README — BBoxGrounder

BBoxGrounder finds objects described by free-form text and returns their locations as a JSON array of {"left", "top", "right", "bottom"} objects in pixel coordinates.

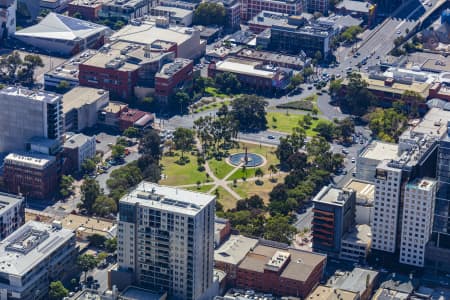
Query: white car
[
  {"left": 351, "top": 157, "right": 355, "bottom": 163},
  {"left": 396, "top": 30, "right": 401, "bottom": 34}
]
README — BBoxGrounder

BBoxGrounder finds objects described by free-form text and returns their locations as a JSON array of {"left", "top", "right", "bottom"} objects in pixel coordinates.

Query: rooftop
[
  {"left": 401, "top": 107, "right": 450, "bottom": 139},
  {"left": 63, "top": 87, "right": 108, "bottom": 114},
  {"left": 64, "top": 133, "right": 95, "bottom": 149},
  {"left": 156, "top": 58, "right": 192, "bottom": 79},
  {"left": 15, "top": 13, "right": 107, "bottom": 41},
  {"left": 152, "top": 5, "right": 193, "bottom": 19},
  {"left": 421, "top": 57, "right": 450, "bottom": 73},
  {"left": 4, "top": 152, "right": 56, "bottom": 170},
  {"left": 313, "top": 185, "right": 353, "bottom": 206},
  {"left": 234, "top": 48, "right": 307, "bottom": 67},
  {"left": 69, "top": 0, "right": 106, "bottom": 7},
  {"left": 46, "top": 50, "right": 95, "bottom": 81},
  {"left": 343, "top": 179, "right": 375, "bottom": 204},
  {"left": 120, "top": 286, "right": 166, "bottom": 300},
  {"left": 373, "top": 288, "right": 410, "bottom": 300},
  {"left": 327, "top": 267, "right": 378, "bottom": 294},
  {"left": 0, "top": 193, "right": 24, "bottom": 213},
  {"left": 0, "top": 86, "right": 61, "bottom": 104},
  {"left": 238, "top": 245, "right": 326, "bottom": 282},
  {"left": 215, "top": 58, "right": 279, "bottom": 79},
  {"left": 360, "top": 73, "right": 431, "bottom": 97},
  {"left": 360, "top": 140, "right": 399, "bottom": 161},
  {"left": 336, "top": 0, "right": 373, "bottom": 13},
  {"left": 307, "top": 286, "right": 359, "bottom": 300},
  {"left": 102, "top": 101, "right": 128, "bottom": 114},
  {"left": 249, "top": 11, "right": 290, "bottom": 28},
  {"left": 120, "top": 182, "right": 215, "bottom": 216},
  {"left": 60, "top": 214, "right": 115, "bottom": 238},
  {"left": 342, "top": 224, "right": 372, "bottom": 245},
  {"left": 406, "top": 178, "right": 437, "bottom": 192},
  {"left": 214, "top": 235, "right": 258, "bottom": 265},
  {"left": 0, "top": 221, "right": 74, "bottom": 276}
]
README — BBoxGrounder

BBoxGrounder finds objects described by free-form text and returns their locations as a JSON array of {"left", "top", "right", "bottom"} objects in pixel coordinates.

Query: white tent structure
[{"left": 14, "top": 13, "right": 108, "bottom": 56}]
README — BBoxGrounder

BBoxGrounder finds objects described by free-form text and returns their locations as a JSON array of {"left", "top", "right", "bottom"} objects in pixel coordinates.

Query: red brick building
[
  {"left": 155, "top": 58, "right": 194, "bottom": 102},
  {"left": 68, "top": 0, "right": 105, "bottom": 21},
  {"left": 3, "top": 153, "right": 58, "bottom": 200},
  {"left": 119, "top": 108, "right": 154, "bottom": 131},
  {"left": 235, "top": 245, "right": 326, "bottom": 298}
]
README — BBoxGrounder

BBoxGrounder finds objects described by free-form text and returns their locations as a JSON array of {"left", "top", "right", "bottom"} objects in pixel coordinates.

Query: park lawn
[
  {"left": 215, "top": 186, "right": 238, "bottom": 211},
  {"left": 207, "top": 157, "right": 236, "bottom": 179},
  {"left": 184, "top": 183, "right": 215, "bottom": 193},
  {"left": 228, "top": 142, "right": 279, "bottom": 176},
  {"left": 159, "top": 151, "right": 208, "bottom": 186},
  {"left": 266, "top": 112, "right": 330, "bottom": 136},
  {"left": 205, "top": 87, "right": 229, "bottom": 98},
  {"left": 230, "top": 174, "right": 286, "bottom": 204}
]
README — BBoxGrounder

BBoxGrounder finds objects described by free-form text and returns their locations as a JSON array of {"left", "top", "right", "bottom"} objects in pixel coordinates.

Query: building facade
[
  {"left": 0, "top": 193, "right": 25, "bottom": 240},
  {"left": 155, "top": 58, "right": 193, "bottom": 102},
  {"left": 116, "top": 182, "right": 215, "bottom": 300},
  {"left": 0, "top": 0, "right": 16, "bottom": 41},
  {"left": 63, "top": 133, "right": 96, "bottom": 172},
  {"left": 0, "top": 221, "right": 76, "bottom": 300},
  {"left": 99, "top": 0, "right": 151, "bottom": 20},
  {"left": 0, "top": 87, "right": 63, "bottom": 153},
  {"left": 240, "top": 0, "right": 303, "bottom": 21}
]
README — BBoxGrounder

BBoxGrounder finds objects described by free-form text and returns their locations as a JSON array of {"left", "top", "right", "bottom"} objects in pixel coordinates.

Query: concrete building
[
  {"left": 67, "top": 0, "right": 106, "bottom": 20},
  {"left": 0, "top": 221, "right": 76, "bottom": 300},
  {"left": 150, "top": 6, "right": 193, "bottom": 26},
  {"left": 3, "top": 152, "right": 59, "bottom": 200},
  {"left": 0, "top": 87, "right": 63, "bottom": 153},
  {"left": 114, "top": 182, "right": 215, "bottom": 300},
  {"left": 154, "top": 58, "right": 193, "bottom": 102},
  {"left": 110, "top": 18, "right": 205, "bottom": 60},
  {"left": 340, "top": 224, "right": 371, "bottom": 263},
  {"left": 14, "top": 13, "right": 107, "bottom": 56},
  {"left": 214, "top": 235, "right": 258, "bottom": 287},
  {"left": 335, "top": 0, "right": 376, "bottom": 26},
  {"left": 99, "top": 0, "right": 151, "bottom": 21},
  {"left": 63, "top": 87, "right": 109, "bottom": 132},
  {"left": 232, "top": 48, "right": 310, "bottom": 70},
  {"left": 208, "top": 58, "right": 292, "bottom": 93},
  {"left": 214, "top": 217, "right": 231, "bottom": 247},
  {"left": 307, "top": 285, "right": 359, "bottom": 300},
  {"left": 98, "top": 101, "right": 129, "bottom": 128},
  {"left": 399, "top": 178, "right": 437, "bottom": 267},
  {"left": 240, "top": 0, "right": 304, "bottom": 21},
  {"left": 0, "top": 0, "right": 16, "bottom": 40},
  {"left": 307, "top": 0, "right": 328, "bottom": 14},
  {"left": 344, "top": 179, "right": 375, "bottom": 225},
  {"left": 63, "top": 133, "right": 96, "bottom": 172},
  {"left": 326, "top": 268, "right": 379, "bottom": 300},
  {"left": 0, "top": 193, "right": 25, "bottom": 240},
  {"left": 357, "top": 141, "right": 399, "bottom": 183},
  {"left": 235, "top": 244, "right": 326, "bottom": 298},
  {"left": 312, "top": 186, "right": 356, "bottom": 255},
  {"left": 40, "top": 0, "right": 72, "bottom": 12}
]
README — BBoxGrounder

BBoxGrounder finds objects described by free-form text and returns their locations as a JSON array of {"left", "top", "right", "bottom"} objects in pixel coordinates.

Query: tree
[
  {"left": 368, "top": 108, "right": 407, "bottom": 142},
  {"left": 215, "top": 72, "right": 241, "bottom": 94},
  {"left": 255, "top": 168, "right": 264, "bottom": 184},
  {"left": 92, "top": 195, "right": 117, "bottom": 217},
  {"left": 105, "top": 237, "right": 117, "bottom": 253},
  {"left": 173, "top": 128, "right": 195, "bottom": 159},
  {"left": 231, "top": 95, "right": 268, "bottom": 132},
  {"left": 314, "top": 121, "right": 335, "bottom": 141},
  {"left": 287, "top": 73, "right": 304, "bottom": 90},
  {"left": 111, "top": 144, "right": 125, "bottom": 161},
  {"left": 264, "top": 215, "right": 297, "bottom": 244},
  {"left": 80, "top": 178, "right": 101, "bottom": 213},
  {"left": 329, "top": 79, "right": 343, "bottom": 96},
  {"left": 123, "top": 127, "right": 140, "bottom": 138},
  {"left": 139, "top": 129, "right": 161, "bottom": 159},
  {"left": 77, "top": 254, "right": 98, "bottom": 283},
  {"left": 314, "top": 50, "right": 323, "bottom": 62},
  {"left": 59, "top": 175, "right": 74, "bottom": 198},
  {"left": 401, "top": 90, "right": 425, "bottom": 117},
  {"left": 81, "top": 158, "right": 96, "bottom": 175},
  {"left": 335, "top": 117, "right": 355, "bottom": 142},
  {"left": 193, "top": 2, "right": 226, "bottom": 26},
  {"left": 87, "top": 234, "right": 107, "bottom": 248},
  {"left": 169, "top": 91, "right": 191, "bottom": 114},
  {"left": 48, "top": 281, "right": 68, "bottom": 300},
  {"left": 56, "top": 80, "right": 70, "bottom": 92},
  {"left": 303, "top": 67, "right": 314, "bottom": 79},
  {"left": 343, "top": 73, "right": 375, "bottom": 116},
  {"left": 268, "top": 164, "right": 278, "bottom": 179},
  {"left": 113, "top": 20, "right": 125, "bottom": 30},
  {"left": 72, "top": 12, "right": 83, "bottom": 19}
]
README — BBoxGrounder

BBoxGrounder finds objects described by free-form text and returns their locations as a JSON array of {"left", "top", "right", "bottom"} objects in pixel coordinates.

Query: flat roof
[
  {"left": 4, "top": 152, "right": 56, "bottom": 170},
  {"left": 0, "top": 193, "right": 23, "bottom": 213},
  {"left": 336, "top": 0, "right": 373, "bottom": 13},
  {"left": 235, "top": 48, "right": 306, "bottom": 66},
  {"left": 152, "top": 5, "right": 193, "bottom": 18},
  {"left": 60, "top": 214, "right": 115, "bottom": 238},
  {"left": 344, "top": 179, "right": 375, "bottom": 203},
  {"left": 360, "top": 73, "right": 431, "bottom": 97},
  {"left": 214, "top": 235, "right": 259, "bottom": 265},
  {"left": 307, "top": 286, "right": 359, "bottom": 300},
  {"left": 313, "top": 186, "right": 352, "bottom": 206},
  {"left": 404, "top": 107, "right": 450, "bottom": 138},
  {"left": 120, "top": 286, "right": 166, "bottom": 300},
  {"left": 342, "top": 224, "right": 371, "bottom": 245},
  {"left": 421, "top": 58, "right": 450, "bottom": 73},
  {"left": 238, "top": 245, "right": 326, "bottom": 282},
  {"left": 82, "top": 41, "right": 144, "bottom": 71},
  {"left": 46, "top": 50, "right": 95, "bottom": 81},
  {"left": 69, "top": 0, "right": 106, "bottom": 8},
  {"left": 63, "top": 133, "right": 94, "bottom": 149},
  {"left": 215, "top": 58, "right": 277, "bottom": 79},
  {"left": 120, "top": 182, "right": 215, "bottom": 216},
  {"left": 406, "top": 178, "right": 436, "bottom": 192},
  {"left": 373, "top": 288, "right": 410, "bottom": 300},
  {"left": 63, "top": 87, "right": 108, "bottom": 114},
  {"left": 360, "top": 140, "right": 399, "bottom": 161},
  {"left": 103, "top": 101, "right": 128, "bottom": 114},
  {"left": 328, "top": 267, "right": 379, "bottom": 294},
  {"left": 156, "top": 58, "right": 191, "bottom": 79},
  {"left": 0, "top": 86, "right": 61, "bottom": 104},
  {"left": 0, "top": 221, "right": 74, "bottom": 276}
]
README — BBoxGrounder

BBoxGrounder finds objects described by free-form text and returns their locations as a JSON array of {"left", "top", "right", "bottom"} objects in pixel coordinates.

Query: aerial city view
[{"left": 0, "top": 0, "right": 449, "bottom": 299}]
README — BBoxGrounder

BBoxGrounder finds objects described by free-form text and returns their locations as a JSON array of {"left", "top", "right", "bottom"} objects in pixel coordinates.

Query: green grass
[
  {"left": 214, "top": 186, "right": 238, "bottom": 211},
  {"left": 160, "top": 151, "right": 209, "bottom": 186},
  {"left": 184, "top": 183, "right": 215, "bottom": 193},
  {"left": 230, "top": 175, "right": 284, "bottom": 204},
  {"left": 208, "top": 157, "right": 236, "bottom": 179},
  {"left": 205, "top": 87, "right": 229, "bottom": 98},
  {"left": 193, "top": 100, "right": 230, "bottom": 113},
  {"left": 266, "top": 112, "right": 330, "bottom": 136}
]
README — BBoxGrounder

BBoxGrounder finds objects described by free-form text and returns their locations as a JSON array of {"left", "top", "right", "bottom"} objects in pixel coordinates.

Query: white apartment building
[
  {"left": 117, "top": 182, "right": 215, "bottom": 300},
  {"left": 0, "top": 0, "right": 16, "bottom": 39},
  {"left": 400, "top": 178, "right": 437, "bottom": 267},
  {"left": 372, "top": 160, "right": 402, "bottom": 253},
  {"left": 0, "top": 86, "right": 63, "bottom": 153},
  {"left": 0, "top": 193, "right": 25, "bottom": 240},
  {"left": 63, "top": 133, "right": 96, "bottom": 171},
  {"left": 0, "top": 221, "right": 76, "bottom": 300}
]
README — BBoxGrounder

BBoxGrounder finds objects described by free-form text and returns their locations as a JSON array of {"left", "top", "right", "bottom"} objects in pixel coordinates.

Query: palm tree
[
  {"left": 255, "top": 168, "right": 264, "bottom": 184},
  {"left": 268, "top": 164, "right": 277, "bottom": 180}
]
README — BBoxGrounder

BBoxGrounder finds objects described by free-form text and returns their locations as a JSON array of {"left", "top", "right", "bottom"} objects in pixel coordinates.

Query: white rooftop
[
  {"left": 4, "top": 152, "right": 56, "bottom": 170},
  {"left": 215, "top": 59, "right": 277, "bottom": 79},
  {"left": 63, "top": 87, "right": 108, "bottom": 114},
  {"left": 15, "top": 13, "right": 107, "bottom": 41},
  {"left": 63, "top": 133, "right": 94, "bottom": 149},
  {"left": 214, "top": 235, "right": 258, "bottom": 265},
  {"left": 0, "top": 193, "right": 24, "bottom": 213},
  {"left": 360, "top": 140, "right": 399, "bottom": 161},
  {"left": 0, "top": 86, "right": 61, "bottom": 104},
  {"left": 0, "top": 221, "right": 74, "bottom": 276},
  {"left": 120, "top": 182, "right": 215, "bottom": 216},
  {"left": 402, "top": 107, "right": 450, "bottom": 139}
]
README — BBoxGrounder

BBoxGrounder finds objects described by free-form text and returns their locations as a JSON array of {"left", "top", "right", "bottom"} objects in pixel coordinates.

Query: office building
[
  {"left": 150, "top": 6, "right": 193, "bottom": 26},
  {"left": 63, "top": 133, "right": 96, "bottom": 172},
  {"left": 0, "top": 193, "right": 25, "bottom": 240},
  {"left": 312, "top": 186, "right": 356, "bottom": 255},
  {"left": 399, "top": 178, "right": 436, "bottom": 267},
  {"left": 155, "top": 58, "right": 193, "bottom": 102},
  {"left": 344, "top": 179, "right": 375, "bottom": 225},
  {"left": 208, "top": 58, "right": 292, "bottom": 93},
  {"left": 340, "top": 224, "right": 371, "bottom": 263},
  {"left": 326, "top": 267, "right": 379, "bottom": 300},
  {"left": 115, "top": 182, "right": 215, "bottom": 300},
  {"left": 0, "top": 0, "right": 16, "bottom": 40},
  {"left": 14, "top": 13, "right": 107, "bottom": 56},
  {"left": 235, "top": 244, "right": 326, "bottom": 298},
  {"left": 232, "top": 48, "right": 310, "bottom": 70},
  {"left": 0, "top": 221, "right": 76, "bottom": 300},
  {"left": 240, "top": 0, "right": 303, "bottom": 21},
  {"left": 357, "top": 141, "right": 399, "bottom": 183},
  {"left": 335, "top": 0, "right": 376, "bottom": 26},
  {"left": 3, "top": 152, "right": 59, "bottom": 200},
  {"left": 307, "top": 0, "right": 328, "bottom": 14},
  {"left": 63, "top": 87, "right": 109, "bottom": 132},
  {"left": 0, "top": 87, "right": 63, "bottom": 153},
  {"left": 67, "top": 0, "right": 106, "bottom": 21},
  {"left": 99, "top": 0, "right": 151, "bottom": 21}
]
